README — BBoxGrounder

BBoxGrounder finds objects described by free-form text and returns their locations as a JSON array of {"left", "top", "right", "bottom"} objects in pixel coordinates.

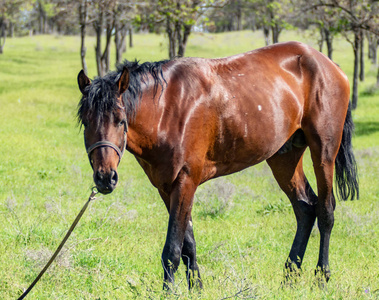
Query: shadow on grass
[{"left": 354, "top": 121, "right": 379, "bottom": 137}]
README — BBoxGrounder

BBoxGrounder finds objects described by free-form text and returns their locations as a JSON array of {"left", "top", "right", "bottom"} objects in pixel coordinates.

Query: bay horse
[{"left": 77, "top": 41, "right": 358, "bottom": 289}]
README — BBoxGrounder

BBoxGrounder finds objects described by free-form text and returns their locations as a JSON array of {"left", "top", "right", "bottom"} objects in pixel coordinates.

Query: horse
[{"left": 77, "top": 41, "right": 359, "bottom": 290}]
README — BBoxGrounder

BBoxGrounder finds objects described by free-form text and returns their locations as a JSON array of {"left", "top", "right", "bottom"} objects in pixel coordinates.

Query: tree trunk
[
  {"left": 324, "top": 28, "right": 333, "bottom": 60},
  {"left": 115, "top": 23, "right": 127, "bottom": 64},
  {"left": 114, "top": 13, "right": 121, "bottom": 64},
  {"left": 38, "top": 1, "right": 45, "bottom": 34},
  {"left": 236, "top": 5, "right": 242, "bottom": 31},
  {"left": 94, "top": 11, "right": 104, "bottom": 76},
  {"left": 101, "top": 21, "right": 113, "bottom": 74},
  {"left": 115, "top": 26, "right": 122, "bottom": 64},
  {"left": 167, "top": 17, "right": 176, "bottom": 59},
  {"left": 359, "top": 30, "right": 364, "bottom": 82},
  {"left": 372, "top": 39, "right": 378, "bottom": 66},
  {"left": 129, "top": 26, "right": 133, "bottom": 48},
  {"left": 271, "top": 23, "right": 280, "bottom": 44},
  {"left": 79, "top": 0, "right": 88, "bottom": 75},
  {"left": 318, "top": 26, "right": 324, "bottom": 53},
  {"left": 9, "top": 22, "right": 14, "bottom": 38},
  {"left": 367, "top": 33, "right": 377, "bottom": 65},
  {"left": 376, "top": 65, "right": 379, "bottom": 87},
  {"left": 0, "top": 19, "right": 6, "bottom": 54},
  {"left": 176, "top": 20, "right": 184, "bottom": 57},
  {"left": 179, "top": 24, "right": 192, "bottom": 57},
  {"left": 263, "top": 26, "right": 270, "bottom": 46},
  {"left": 352, "top": 32, "right": 359, "bottom": 110},
  {"left": 44, "top": 15, "right": 48, "bottom": 34}
]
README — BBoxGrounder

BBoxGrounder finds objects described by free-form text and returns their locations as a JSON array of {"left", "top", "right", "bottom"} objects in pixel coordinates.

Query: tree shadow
[{"left": 354, "top": 121, "right": 379, "bottom": 137}]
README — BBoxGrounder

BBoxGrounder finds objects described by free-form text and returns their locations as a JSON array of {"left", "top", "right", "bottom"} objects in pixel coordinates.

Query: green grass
[{"left": 0, "top": 30, "right": 378, "bottom": 299}]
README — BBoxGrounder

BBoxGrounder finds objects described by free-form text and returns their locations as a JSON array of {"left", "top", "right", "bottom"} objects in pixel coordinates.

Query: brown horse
[{"left": 77, "top": 41, "right": 358, "bottom": 289}]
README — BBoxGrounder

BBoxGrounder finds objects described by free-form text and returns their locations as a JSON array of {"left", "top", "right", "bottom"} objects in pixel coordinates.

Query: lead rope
[{"left": 17, "top": 188, "right": 98, "bottom": 300}]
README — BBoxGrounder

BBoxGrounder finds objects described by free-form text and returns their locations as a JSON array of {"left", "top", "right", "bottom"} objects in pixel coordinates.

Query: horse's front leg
[
  {"left": 161, "top": 169, "right": 198, "bottom": 291},
  {"left": 182, "top": 216, "right": 202, "bottom": 289}
]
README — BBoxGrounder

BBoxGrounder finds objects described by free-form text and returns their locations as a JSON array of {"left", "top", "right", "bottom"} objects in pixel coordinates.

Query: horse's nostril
[
  {"left": 95, "top": 171, "right": 104, "bottom": 182},
  {"left": 110, "top": 170, "right": 118, "bottom": 185}
]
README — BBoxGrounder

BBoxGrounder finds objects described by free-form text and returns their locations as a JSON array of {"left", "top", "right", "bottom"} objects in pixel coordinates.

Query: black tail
[{"left": 335, "top": 103, "right": 359, "bottom": 200}]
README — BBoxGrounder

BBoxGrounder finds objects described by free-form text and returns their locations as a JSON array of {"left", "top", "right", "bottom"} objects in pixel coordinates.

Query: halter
[{"left": 85, "top": 123, "right": 128, "bottom": 166}]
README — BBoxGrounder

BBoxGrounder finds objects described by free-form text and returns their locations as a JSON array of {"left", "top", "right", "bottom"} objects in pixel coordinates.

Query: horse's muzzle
[{"left": 94, "top": 169, "right": 118, "bottom": 194}]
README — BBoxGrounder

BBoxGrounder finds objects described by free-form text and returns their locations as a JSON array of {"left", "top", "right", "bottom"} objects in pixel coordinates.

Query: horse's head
[{"left": 77, "top": 68, "right": 129, "bottom": 194}]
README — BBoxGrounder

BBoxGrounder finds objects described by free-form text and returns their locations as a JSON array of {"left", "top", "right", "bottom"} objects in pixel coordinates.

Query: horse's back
[{"left": 157, "top": 42, "right": 350, "bottom": 183}]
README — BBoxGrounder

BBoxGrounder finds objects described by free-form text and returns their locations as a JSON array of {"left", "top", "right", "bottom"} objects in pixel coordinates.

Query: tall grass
[{"left": 0, "top": 31, "right": 378, "bottom": 299}]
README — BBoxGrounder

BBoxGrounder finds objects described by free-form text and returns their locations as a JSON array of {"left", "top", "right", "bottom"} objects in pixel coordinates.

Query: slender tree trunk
[
  {"left": 44, "top": 16, "right": 48, "bottom": 34},
  {"left": 167, "top": 17, "right": 176, "bottom": 59},
  {"left": 324, "top": 28, "right": 333, "bottom": 60},
  {"left": 352, "top": 32, "right": 359, "bottom": 109},
  {"left": 263, "top": 26, "right": 270, "bottom": 46},
  {"left": 94, "top": 11, "right": 104, "bottom": 76},
  {"left": 359, "top": 30, "right": 364, "bottom": 82},
  {"left": 115, "top": 23, "right": 127, "bottom": 64},
  {"left": 0, "top": 18, "right": 6, "bottom": 54},
  {"left": 79, "top": 0, "right": 88, "bottom": 75},
  {"left": 129, "top": 26, "right": 133, "bottom": 48},
  {"left": 179, "top": 24, "right": 192, "bottom": 57},
  {"left": 38, "top": 1, "right": 45, "bottom": 34},
  {"left": 114, "top": 13, "right": 121, "bottom": 64},
  {"left": 101, "top": 21, "right": 113, "bottom": 74},
  {"left": 80, "top": 26, "right": 88, "bottom": 75},
  {"left": 372, "top": 39, "right": 378, "bottom": 66},
  {"left": 271, "top": 23, "right": 280, "bottom": 44},
  {"left": 318, "top": 26, "right": 324, "bottom": 53},
  {"left": 367, "top": 32, "right": 373, "bottom": 59},
  {"left": 236, "top": 5, "right": 242, "bottom": 31},
  {"left": 176, "top": 20, "right": 184, "bottom": 57},
  {"left": 115, "top": 25, "right": 122, "bottom": 64},
  {"left": 367, "top": 32, "right": 378, "bottom": 64},
  {"left": 376, "top": 65, "right": 379, "bottom": 87},
  {"left": 9, "top": 22, "right": 14, "bottom": 38}
]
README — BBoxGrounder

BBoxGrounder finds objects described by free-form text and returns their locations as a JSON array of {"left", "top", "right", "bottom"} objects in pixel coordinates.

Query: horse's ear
[
  {"left": 77, "top": 70, "right": 91, "bottom": 94},
  {"left": 118, "top": 67, "right": 130, "bottom": 95}
]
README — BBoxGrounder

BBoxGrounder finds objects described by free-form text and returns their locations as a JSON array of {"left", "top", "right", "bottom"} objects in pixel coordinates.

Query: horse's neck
[{"left": 126, "top": 82, "right": 163, "bottom": 158}]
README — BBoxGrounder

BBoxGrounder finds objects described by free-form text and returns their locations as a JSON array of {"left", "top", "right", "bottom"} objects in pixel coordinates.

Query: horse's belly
[{"left": 205, "top": 132, "right": 281, "bottom": 180}]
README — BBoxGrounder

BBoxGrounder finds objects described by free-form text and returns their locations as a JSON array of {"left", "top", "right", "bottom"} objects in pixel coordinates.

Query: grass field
[{"left": 0, "top": 30, "right": 378, "bottom": 299}]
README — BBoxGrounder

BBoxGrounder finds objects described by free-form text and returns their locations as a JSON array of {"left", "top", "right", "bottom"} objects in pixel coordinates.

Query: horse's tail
[{"left": 335, "top": 102, "right": 359, "bottom": 200}]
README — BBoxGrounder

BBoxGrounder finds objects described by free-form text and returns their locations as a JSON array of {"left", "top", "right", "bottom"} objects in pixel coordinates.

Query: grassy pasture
[{"left": 0, "top": 30, "right": 378, "bottom": 299}]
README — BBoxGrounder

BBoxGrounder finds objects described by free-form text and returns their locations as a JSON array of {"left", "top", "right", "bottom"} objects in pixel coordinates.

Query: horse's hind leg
[
  {"left": 267, "top": 146, "right": 318, "bottom": 276},
  {"left": 306, "top": 127, "right": 341, "bottom": 282}
]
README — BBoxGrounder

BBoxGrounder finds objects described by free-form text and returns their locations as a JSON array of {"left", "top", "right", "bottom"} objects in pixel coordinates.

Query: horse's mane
[{"left": 77, "top": 59, "right": 169, "bottom": 126}]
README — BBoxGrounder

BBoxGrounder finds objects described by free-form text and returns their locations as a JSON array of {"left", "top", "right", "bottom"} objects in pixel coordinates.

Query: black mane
[{"left": 77, "top": 59, "right": 169, "bottom": 126}]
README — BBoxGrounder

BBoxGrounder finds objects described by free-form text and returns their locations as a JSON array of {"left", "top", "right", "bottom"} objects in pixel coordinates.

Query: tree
[
  {"left": 239, "top": 0, "right": 295, "bottom": 45},
  {"left": 113, "top": 1, "right": 135, "bottom": 64},
  {"left": 206, "top": 0, "right": 245, "bottom": 32},
  {"left": 91, "top": 0, "right": 116, "bottom": 76},
  {"left": 309, "top": 0, "right": 379, "bottom": 109},
  {"left": 304, "top": 5, "right": 340, "bottom": 59},
  {"left": 157, "top": 0, "right": 200, "bottom": 59},
  {"left": 0, "top": 0, "right": 28, "bottom": 54},
  {"left": 157, "top": 0, "right": 228, "bottom": 59}
]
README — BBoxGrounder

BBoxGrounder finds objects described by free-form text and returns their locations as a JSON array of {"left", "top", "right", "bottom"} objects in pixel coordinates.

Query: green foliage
[{"left": 0, "top": 31, "right": 378, "bottom": 299}]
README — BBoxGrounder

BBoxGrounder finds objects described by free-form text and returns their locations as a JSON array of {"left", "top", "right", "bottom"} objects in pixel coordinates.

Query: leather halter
[{"left": 85, "top": 124, "right": 128, "bottom": 166}]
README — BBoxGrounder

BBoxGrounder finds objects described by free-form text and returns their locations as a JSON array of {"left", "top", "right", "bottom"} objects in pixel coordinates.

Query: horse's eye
[{"left": 118, "top": 120, "right": 126, "bottom": 127}]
